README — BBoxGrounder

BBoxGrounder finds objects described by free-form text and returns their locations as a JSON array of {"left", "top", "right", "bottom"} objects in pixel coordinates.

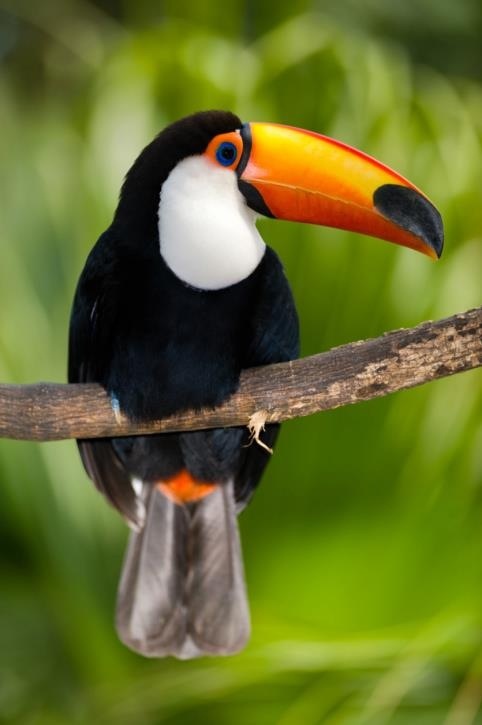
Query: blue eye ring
[{"left": 216, "top": 141, "right": 238, "bottom": 167}]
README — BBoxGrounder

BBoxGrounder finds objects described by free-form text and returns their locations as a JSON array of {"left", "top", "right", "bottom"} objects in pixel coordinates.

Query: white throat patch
[{"left": 158, "top": 156, "right": 266, "bottom": 290}]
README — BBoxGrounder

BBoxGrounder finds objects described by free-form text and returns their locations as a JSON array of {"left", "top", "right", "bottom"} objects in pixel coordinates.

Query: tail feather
[
  {"left": 189, "top": 483, "right": 250, "bottom": 654},
  {"left": 115, "top": 480, "right": 250, "bottom": 658},
  {"left": 116, "top": 486, "right": 188, "bottom": 655}
]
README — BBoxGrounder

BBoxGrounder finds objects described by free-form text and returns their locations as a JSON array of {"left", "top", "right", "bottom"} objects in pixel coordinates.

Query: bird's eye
[{"left": 215, "top": 141, "right": 238, "bottom": 167}]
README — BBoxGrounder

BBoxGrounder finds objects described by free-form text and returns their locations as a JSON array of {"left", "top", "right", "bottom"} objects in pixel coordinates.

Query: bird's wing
[
  {"left": 244, "top": 247, "right": 300, "bottom": 368},
  {"left": 69, "top": 230, "right": 115, "bottom": 384},
  {"left": 68, "top": 230, "right": 142, "bottom": 528},
  {"left": 234, "top": 246, "right": 300, "bottom": 508}
]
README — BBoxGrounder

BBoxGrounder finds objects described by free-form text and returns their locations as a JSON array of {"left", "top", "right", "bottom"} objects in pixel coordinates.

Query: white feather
[
  {"left": 158, "top": 156, "right": 266, "bottom": 290},
  {"left": 131, "top": 477, "right": 144, "bottom": 497},
  {"left": 129, "top": 477, "right": 146, "bottom": 530}
]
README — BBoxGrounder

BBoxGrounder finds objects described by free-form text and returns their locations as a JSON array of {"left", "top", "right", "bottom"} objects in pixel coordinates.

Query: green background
[{"left": 0, "top": 1, "right": 481, "bottom": 722}]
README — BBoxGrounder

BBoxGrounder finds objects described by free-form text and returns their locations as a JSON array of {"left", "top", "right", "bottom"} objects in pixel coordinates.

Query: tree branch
[{"left": 0, "top": 307, "right": 480, "bottom": 442}]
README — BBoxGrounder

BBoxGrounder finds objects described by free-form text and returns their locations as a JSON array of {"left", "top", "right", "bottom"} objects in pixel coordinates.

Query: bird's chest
[{"left": 108, "top": 259, "right": 260, "bottom": 420}]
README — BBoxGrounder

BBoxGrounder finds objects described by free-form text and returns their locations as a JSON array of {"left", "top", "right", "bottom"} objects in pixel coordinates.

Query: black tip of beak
[{"left": 374, "top": 184, "right": 444, "bottom": 258}]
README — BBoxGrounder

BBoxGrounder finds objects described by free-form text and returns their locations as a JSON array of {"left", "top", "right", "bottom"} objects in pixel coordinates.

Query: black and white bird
[{"left": 69, "top": 111, "right": 443, "bottom": 658}]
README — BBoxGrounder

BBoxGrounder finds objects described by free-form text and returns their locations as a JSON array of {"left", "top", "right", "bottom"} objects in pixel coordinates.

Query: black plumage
[
  {"left": 68, "top": 108, "right": 444, "bottom": 657},
  {"left": 70, "top": 238, "right": 299, "bottom": 510},
  {"left": 69, "top": 111, "right": 299, "bottom": 657}
]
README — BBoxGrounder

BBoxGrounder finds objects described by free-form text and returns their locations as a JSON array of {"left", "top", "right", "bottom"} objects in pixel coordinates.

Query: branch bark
[{"left": 0, "top": 307, "right": 480, "bottom": 442}]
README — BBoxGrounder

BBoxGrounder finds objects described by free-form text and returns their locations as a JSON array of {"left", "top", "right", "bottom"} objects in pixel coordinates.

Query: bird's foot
[{"left": 247, "top": 410, "right": 273, "bottom": 454}]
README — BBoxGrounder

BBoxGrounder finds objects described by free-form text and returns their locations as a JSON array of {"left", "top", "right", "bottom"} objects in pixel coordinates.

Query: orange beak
[{"left": 236, "top": 123, "right": 443, "bottom": 259}]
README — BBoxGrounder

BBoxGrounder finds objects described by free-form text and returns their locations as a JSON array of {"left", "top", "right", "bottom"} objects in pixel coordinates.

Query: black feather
[
  {"left": 68, "top": 111, "right": 300, "bottom": 656},
  {"left": 116, "top": 110, "right": 242, "bottom": 241}
]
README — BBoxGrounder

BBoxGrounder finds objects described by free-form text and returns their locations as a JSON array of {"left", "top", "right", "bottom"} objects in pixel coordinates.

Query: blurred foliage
[{"left": 0, "top": 1, "right": 481, "bottom": 723}]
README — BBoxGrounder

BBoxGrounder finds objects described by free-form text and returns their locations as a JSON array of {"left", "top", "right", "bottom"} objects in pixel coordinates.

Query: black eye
[{"left": 216, "top": 141, "right": 238, "bottom": 167}]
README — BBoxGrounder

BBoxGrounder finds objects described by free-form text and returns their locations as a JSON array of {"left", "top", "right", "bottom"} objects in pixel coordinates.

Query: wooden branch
[{"left": 0, "top": 307, "right": 480, "bottom": 442}]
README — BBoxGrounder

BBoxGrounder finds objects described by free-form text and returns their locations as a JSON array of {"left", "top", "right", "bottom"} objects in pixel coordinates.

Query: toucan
[{"left": 69, "top": 110, "right": 443, "bottom": 659}]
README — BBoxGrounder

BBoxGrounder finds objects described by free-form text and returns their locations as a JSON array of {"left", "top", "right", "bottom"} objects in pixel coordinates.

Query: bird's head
[{"left": 115, "top": 110, "right": 443, "bottom": 290}]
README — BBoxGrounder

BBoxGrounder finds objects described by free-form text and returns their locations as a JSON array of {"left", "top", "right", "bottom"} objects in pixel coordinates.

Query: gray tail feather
[{"left": 115, "top": 480, "right": 250, "bottom": 659}]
